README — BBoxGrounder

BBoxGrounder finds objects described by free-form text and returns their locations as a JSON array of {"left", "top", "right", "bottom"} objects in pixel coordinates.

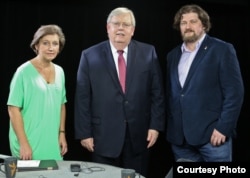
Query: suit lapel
[
  {"left": 183, "top": 36, "right": 210, "bottom": 89},
  {"left": 125, "top": 41, "right": 137, "bottom": 94},
  {"left": 102, "top": 42, "right": 123, "bottom": 92},
  {"left": 173, "top": 48, "right": 183, "bottom": 88}
]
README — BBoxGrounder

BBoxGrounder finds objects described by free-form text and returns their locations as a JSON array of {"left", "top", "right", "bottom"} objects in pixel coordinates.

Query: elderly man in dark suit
[
  {"left": 166, "top": 4, "right": 244, "bottom": 162},
  {"left": 74, "top": 7, "right": 165, "bottom": 177}
]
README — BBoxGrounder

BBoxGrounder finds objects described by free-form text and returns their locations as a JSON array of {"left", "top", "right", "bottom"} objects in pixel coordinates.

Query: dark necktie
[{"left": 117, "top": 50, "right": 126, "bottom": 93}]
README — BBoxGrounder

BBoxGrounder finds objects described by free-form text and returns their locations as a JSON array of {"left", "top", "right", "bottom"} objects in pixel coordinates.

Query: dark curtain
[{"left": 1, "top": 1, "right": 249, "bottom": 177}]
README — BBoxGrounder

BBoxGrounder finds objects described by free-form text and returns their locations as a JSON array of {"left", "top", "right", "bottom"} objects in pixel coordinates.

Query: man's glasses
[{"left": 110, "top": 22, "right": 133, "bottom": 28}]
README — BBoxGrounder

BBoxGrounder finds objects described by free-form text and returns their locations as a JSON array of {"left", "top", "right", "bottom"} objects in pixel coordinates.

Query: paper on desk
[
  {"left": 0, "top": 154, "right": 12, "bottom": 159},
  {"left": 17, "top": 160, "right": 40, "bottom": 167}
]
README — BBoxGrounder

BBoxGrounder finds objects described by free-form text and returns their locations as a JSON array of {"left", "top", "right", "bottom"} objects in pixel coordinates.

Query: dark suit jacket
[
  {"left": 166, "top": 35, "right": 244, "bottom": 146},
  {"left": 75, "top": 40, "right": 165, "bottom": 157}
]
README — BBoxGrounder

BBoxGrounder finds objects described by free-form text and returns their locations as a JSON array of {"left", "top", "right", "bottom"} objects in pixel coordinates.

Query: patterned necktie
[{"left": 117, "top": 50, "right": 126, "bottom": 93}]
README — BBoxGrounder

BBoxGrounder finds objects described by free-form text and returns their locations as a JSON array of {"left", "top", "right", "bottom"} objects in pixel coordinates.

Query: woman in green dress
[{"left": 7, "top": 24, "right": 68, "bottom": 160}]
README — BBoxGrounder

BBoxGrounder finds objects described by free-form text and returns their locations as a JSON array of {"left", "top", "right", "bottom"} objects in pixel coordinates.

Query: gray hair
[{"left": 107, "top": 7, "right": 136, "bottom": 26}]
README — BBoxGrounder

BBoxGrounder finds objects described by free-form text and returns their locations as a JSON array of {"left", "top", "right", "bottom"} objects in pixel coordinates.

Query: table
[{"left": 13, "top": 160, "right": 145, "bottom": 178}]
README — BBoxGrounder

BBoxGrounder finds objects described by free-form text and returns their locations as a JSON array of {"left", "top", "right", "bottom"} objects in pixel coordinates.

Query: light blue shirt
[{"left": 178, "top": 34, "right": 206, "bottom": 87}]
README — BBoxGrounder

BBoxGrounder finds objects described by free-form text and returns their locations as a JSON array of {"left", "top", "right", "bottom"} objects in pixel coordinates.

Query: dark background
[{"left": 1, "top": 0, "right": 249, "bottom": 177}]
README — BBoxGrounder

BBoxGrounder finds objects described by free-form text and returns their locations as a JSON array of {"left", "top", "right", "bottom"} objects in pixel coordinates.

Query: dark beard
[
  {"left": 181, "top": 30, "right": 202, "bottom": 43},
  {"left": 182, "top": 34, "right": 199, "bottom": 43}
]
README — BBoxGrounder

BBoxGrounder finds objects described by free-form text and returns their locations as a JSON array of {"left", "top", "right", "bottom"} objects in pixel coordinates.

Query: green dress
[{"left": 7, "top": 61, "right": 67, "bottom": 160}]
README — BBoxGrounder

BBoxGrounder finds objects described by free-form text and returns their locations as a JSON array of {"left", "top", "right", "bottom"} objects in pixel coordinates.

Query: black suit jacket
[{"left": 75, "top": 40, "right": 165, "bottom": 157}]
